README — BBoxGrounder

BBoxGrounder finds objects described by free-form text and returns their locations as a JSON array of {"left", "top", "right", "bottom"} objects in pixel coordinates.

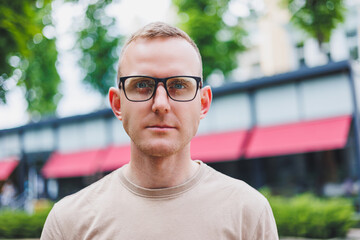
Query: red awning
[
  {"left": 191, "top": 130, "right": 248, "bottom": 162},
  {"left": 42, "top": 149, "right": 105, "bottom": 178},
  {"left": 245, "top": 115, "right": 352, "bottom": 158},
  {"left": 100, "top": 145, "right": 131, "bottom": 172},
  {"left": 0, "top": 157, "right": 19, "bottom": 181}
]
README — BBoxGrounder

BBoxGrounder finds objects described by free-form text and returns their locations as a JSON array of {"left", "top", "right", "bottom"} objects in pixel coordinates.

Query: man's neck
[{"left": 124, "top": 145, "right": 199, "bottom": 189}]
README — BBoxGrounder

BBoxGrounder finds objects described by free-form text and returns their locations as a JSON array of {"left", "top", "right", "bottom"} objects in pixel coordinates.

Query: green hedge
[
  {"left": 0, "top": 207, "right": 51, "bottom": 238},
  {"left": 263, "top": 190, "right": 356, "bottom": 238}
]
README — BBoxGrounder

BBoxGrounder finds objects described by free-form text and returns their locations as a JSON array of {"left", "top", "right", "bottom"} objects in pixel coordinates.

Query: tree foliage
[
  {"left": 0, "top": 0, "right": 60, "bottom": 117},
  {"left": 283, "top": 0, "right": 346, "bottom": 48},
  {"left": 173, "top": 0, "right": 247, "bottom": 81},
  {"left": 76, "top": 0, "right": 123, "bottom": 96}
]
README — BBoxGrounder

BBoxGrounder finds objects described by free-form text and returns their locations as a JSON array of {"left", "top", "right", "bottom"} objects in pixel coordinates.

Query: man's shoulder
[
  {"left": 41, "top": 169, "right": 126, "bottom": 238},
  {"left": 203, "top": 164, "right": 270, "bottom": 209},
  {"left": 201, "top": 164, "right": 278, "bottom": 239},
  {"left": 52, "top": 169, "right": 120, "bottom": 217}
]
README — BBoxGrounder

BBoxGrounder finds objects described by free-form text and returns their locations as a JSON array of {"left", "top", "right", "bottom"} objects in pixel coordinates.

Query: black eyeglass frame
[{"left": 118, "top": 75, "right": 203, "bottom": 102}]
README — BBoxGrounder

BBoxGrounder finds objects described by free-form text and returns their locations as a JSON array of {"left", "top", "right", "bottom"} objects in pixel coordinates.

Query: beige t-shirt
[{"left": 41, "top": 161, "right": 278, "bottom": 240}]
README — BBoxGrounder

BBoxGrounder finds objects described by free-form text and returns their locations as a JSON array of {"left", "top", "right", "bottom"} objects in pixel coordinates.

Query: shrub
[
  {"left": 0, "top": 202, "right": 52, "bottom": 238},
  {"left": 262, "top": 190, "right": 356, "bottom": 238}
]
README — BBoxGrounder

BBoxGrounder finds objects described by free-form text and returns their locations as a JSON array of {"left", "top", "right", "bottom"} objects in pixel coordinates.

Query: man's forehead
[
  {"left": 124, "top": 37, "right": 194, "bottom": 54},
  {"left": 122, "top": 37, "right": 200, "bottom": 65},
  {"left": 118, "top": 36, "right": 202, "bottom": 79}
]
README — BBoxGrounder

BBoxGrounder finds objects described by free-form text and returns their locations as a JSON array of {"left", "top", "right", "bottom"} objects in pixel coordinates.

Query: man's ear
[
  {"left": 200, "top": 86, "right": 212, "bottom": 120},
  {"left": 109, "top": 87, "right": 122, "bottom": 121}
]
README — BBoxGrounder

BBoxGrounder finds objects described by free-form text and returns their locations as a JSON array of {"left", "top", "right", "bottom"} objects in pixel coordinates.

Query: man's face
[{"left": 113, "top": 37, "right": 210, "bottom": 157}]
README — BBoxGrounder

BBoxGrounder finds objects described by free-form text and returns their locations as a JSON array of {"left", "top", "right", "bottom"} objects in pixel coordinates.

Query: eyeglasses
[{"left": 118, "top": 75, "right": 202, "bottom": 102}]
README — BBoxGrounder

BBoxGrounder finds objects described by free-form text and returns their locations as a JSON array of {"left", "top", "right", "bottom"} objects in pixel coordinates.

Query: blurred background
[{"left": 1, "top": 0, "right": 360, "bottom": 237}]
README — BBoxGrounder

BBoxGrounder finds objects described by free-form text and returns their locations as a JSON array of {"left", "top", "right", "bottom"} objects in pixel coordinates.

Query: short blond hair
[{"left": 117, "top": 22, "right": 202, "bottom": 83}]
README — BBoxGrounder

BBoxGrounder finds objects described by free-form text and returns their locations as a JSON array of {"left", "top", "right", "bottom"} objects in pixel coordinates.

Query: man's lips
[{"left": 146, "top": 125, "right": 176, "bottom": 129}]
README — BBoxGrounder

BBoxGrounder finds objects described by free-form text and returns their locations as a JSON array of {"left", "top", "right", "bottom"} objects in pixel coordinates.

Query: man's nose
[{"left": 151, "top": 84, "right": 171, "bottom": 113}]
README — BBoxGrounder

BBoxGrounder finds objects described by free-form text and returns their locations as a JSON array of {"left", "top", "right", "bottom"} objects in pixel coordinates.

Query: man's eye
[
  {"left": 136, "top": 81, "right": 150, "bottom": 88},
  {"left": 169, "top": 81, "right": 186, "bottom": 89},
  {"left": 173, "top": 83, "right": 185, "bottom": 89}
]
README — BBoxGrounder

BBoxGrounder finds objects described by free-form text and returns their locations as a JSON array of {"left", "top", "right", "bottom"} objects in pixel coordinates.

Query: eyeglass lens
[{"left": 124, "top": 76, "right": 198, "bottom": 101}]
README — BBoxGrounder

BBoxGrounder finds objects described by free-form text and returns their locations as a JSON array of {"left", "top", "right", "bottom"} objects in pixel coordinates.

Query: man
[{"left": 41, "top": 22, "right": 278, "bottom": 239}]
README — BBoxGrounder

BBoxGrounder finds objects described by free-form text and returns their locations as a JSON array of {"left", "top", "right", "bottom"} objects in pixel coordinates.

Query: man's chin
[{"left": 138, "top": 142, "right": 179, "bottom": 158}]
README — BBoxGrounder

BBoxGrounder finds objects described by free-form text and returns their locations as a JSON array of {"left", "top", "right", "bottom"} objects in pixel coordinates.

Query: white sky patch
[
  {"left": 52, "top": 0, "right": 104, "bottom": 117},
  {"left": 228, "top": 0, "right": 250, "bottom": 18},
  {"left": 106, "top": 0, "right": 173, "bottom": 35},
  {"left": 0, "top": 88, "right": 29, "bottom": 129}
]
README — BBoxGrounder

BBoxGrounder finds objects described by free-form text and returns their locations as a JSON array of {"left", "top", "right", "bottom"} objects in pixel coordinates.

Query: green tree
[
  {"left": 0, "top": 0, "right": 61, "bottom": 118},
  {"left": 173, "top": 0, "right": 247, "bottom": 81},
  {"left": 284, "top": 0, "right": 346, "bottom": 50},
  {"left": 76, "top": 0, "right": 123, "bottom": 96}
]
